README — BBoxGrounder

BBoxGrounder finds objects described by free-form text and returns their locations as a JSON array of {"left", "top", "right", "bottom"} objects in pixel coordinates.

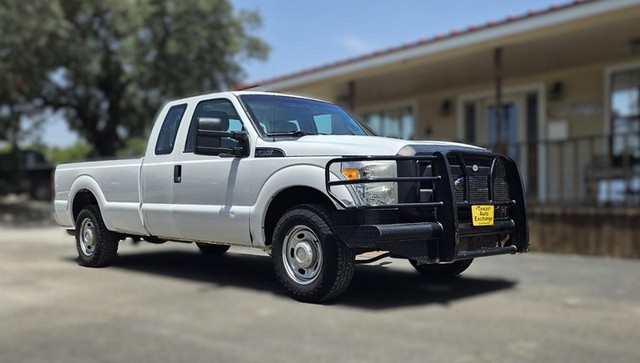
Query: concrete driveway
[{"left": 1, "top": 227, "right": 639, "bottom": 363}]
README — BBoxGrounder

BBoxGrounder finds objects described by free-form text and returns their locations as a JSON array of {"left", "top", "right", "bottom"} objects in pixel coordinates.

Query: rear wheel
[
  {"left": 272, "top": 204, "right": 355, "bottom": 303},
  {"left": 409, "top": 259, "right": 473, "bottom": 279},
  {"left": 75, "top": 205, "right": 119, "bottom": 267},
  {"left": 196, "top": 242, "right": 230, "bottom": 255}
]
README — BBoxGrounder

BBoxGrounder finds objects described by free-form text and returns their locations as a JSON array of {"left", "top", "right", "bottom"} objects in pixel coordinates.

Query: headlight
[{"left": 341, "top": 160, "right": 398, "bottom": 206}]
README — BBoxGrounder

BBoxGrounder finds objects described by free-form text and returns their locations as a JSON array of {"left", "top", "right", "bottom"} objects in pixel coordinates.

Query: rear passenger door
[{"left": 140, "top": 103, "right": 188, "bottom": 238}]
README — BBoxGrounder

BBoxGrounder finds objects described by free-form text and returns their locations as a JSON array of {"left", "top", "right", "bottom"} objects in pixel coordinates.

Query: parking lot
[{"left": 1, "top": 226, "right": 639, "bottom": 363}]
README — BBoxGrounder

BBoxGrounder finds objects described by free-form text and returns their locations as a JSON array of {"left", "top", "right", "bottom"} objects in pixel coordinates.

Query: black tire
[
  {"left": 409, "top": 259, "right": 474, "bottom": 280},
  {"left": 196, "top": 242, "right": 230, "bottom": 255},
  {"left": 75, "top": 205, "right": 120, "bottom": 267},
  {"left": 272, "top": 204, "right": 355, "bottom": 303}
]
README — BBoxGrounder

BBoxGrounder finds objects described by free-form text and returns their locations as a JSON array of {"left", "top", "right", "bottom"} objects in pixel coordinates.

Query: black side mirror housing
[{"left": 194, "top": 117, "right": 248, "bottom": 157}]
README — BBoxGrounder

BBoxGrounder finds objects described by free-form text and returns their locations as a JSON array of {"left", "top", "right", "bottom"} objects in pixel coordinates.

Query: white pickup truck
[{"left": 54, "top": 91, "right": 528, "bottom": 302}]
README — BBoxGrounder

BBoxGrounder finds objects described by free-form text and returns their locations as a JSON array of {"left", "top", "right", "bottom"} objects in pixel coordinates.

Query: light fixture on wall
[
  {"left": 548, "top": 81, "right": 564, "bottom": 101},
  {"left": 440, "top": 99, "right": 452, "bottom": 116}
]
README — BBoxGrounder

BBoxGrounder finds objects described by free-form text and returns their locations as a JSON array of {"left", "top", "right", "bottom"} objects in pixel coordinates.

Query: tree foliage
[
  {"left": 0, "top": 0, "right": 268, "bottom": 156},
  {"left": 0, "top": 1, "right": 64, "bottom": 149},
  {"left": 45, "top": 141, "right": 92, "bottom": 164}
]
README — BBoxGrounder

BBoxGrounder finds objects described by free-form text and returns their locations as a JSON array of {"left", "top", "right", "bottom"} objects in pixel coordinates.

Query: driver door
[{"left": 171, "top": 97, "right": 253, "bottom": 244}]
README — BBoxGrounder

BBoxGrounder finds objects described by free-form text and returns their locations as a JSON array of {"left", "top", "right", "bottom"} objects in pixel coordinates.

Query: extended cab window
[
  {"left": 155, "top": 104, "right": 187, "bottom": 155},
  {"left": 185, "top": 99, "right": 245, "bottom": 152}
]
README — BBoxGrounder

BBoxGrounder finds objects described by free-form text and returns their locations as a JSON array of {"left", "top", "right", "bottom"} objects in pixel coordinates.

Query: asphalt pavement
[{"left": 1, "top": 226, "right": 639, "bottom": 363}]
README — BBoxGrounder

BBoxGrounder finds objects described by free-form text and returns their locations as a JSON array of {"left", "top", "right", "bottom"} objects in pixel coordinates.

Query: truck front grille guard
[{"left": 324, "top": 151, "right": 529, "bottom": 261}]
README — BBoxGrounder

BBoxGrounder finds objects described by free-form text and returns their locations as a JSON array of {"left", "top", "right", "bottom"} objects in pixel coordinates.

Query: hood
[{"left": 256, "top": 135, "right": 487, "bottom": 157}]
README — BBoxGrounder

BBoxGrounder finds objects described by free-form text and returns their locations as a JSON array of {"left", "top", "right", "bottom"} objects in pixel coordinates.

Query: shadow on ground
[{"left": 73, "top": 248, "right": 517, "bottom": 310}]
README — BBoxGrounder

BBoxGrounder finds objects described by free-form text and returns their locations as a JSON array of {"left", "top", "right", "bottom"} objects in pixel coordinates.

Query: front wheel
[
  {"left": 75, "top": 205, "right": 120, "bottom": 267},
  {"left": 409, "top": 259, "right": 473, "bottom": 280},
  {"left": 272, "top": 204, "right": 355, "bottom": 303}
]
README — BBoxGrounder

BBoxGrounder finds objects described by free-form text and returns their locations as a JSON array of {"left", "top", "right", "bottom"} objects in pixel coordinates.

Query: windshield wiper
[{"left": 265, "top": 131, "right": 315, "bottom": 137}]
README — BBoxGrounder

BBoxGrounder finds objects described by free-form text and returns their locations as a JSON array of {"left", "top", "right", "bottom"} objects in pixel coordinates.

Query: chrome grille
[
  {"left": 468, "top": 175, "right": 489, "bottom": 202},
  {"left": 448, "top": 154, "right": 511, "bottom": 203},
  {"left": 493, "top": 159, "right": 510, "bottom": 202}
]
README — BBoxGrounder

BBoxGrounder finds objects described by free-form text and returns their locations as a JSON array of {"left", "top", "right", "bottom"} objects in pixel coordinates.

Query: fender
[
  {"left": 68, "top": 175, "right": 146, "bottom": 234},
  {"left": 250, "top": 162, "right": 354, "bottom": 247},
  {"left": 67, "top": 175, "right": 111, "bottom": 228}
]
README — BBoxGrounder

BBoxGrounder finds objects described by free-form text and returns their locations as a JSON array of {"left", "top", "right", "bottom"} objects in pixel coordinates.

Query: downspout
[
  {"left": 494, "top": 47, "right": 505, "bottom": 155},
  {"left": 347, "top": 80, "right": 355, "bottom": 111}
]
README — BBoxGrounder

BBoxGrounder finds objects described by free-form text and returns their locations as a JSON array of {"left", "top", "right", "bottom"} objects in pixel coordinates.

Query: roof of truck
[{"left": 164, "top": 91, "right": 328, "bottom": 107}]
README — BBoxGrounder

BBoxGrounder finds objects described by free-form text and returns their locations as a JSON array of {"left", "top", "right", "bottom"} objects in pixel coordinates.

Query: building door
[
  {"left": 468, "top": 95, "right": 527, "bottom": 172},
  {"left": 461, "top": 91, "right": 540, "bottom": 199},
  {"left": 486, "top": 103, "right": 520, "bottom": 162}
]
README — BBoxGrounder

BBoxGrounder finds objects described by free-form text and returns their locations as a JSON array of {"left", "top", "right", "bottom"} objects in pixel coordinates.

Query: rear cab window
[{"left": 155, "top": 104, "right": 187, "bottom": 155}]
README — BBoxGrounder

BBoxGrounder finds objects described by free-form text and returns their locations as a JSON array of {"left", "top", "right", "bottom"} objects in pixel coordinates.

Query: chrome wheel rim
[
  {"left": 79, "top": 218, "right": 96, "bottom": 256},
  {"left": 282, "top": 225, "right": 323, "bottom": 285}
]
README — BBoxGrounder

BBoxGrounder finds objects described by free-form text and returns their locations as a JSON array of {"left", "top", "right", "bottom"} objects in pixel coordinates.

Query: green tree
[
  {"left": 1, "top": 0, "right": 268, "bottom": 156},
  {"left": 0, "top": 1, "right": 66, "bottom": 160},
  {"left": 46, "top": 141, "right": 92, "bottom": 164}
]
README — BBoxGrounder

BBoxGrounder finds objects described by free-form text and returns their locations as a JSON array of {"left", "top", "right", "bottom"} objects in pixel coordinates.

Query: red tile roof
[{"left": 235, "top": 0, "right": 598, "bottom": 90}]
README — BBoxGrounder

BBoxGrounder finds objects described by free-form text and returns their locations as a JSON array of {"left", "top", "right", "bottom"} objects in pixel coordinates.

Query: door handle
[{"left": 174, "top": 165, "right": 182, "bottom": 183}]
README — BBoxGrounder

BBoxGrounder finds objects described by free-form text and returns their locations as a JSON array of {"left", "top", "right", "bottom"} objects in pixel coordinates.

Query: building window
[
  {"left": 362, "top": 105, "right": 414, "bottom": 139},
  {"left": 610, "top": 67, "right": 640, "bottom": 161}
]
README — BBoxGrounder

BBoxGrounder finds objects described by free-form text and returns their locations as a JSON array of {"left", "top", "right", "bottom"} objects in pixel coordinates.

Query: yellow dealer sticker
[{"left": 471, "top": 205, "right": 494, "bottom": 226}]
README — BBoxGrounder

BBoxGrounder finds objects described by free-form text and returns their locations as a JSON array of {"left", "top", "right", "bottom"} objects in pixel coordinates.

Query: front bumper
[{"left": 325, "top": 151, "right": 528, "bottom": 264}]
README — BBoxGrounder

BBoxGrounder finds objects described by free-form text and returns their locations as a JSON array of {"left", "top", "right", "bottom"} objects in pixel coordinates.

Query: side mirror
[{"left": 195, "top": 117, "right": 248, "bottom": 157}]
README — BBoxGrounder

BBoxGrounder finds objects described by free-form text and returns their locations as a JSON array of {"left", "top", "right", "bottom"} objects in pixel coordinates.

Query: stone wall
[{"left": 528, "top": 206, "right": 640, "bottom": 258}]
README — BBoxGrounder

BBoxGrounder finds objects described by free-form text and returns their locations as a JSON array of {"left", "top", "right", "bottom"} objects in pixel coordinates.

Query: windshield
[{"left": 238, "top": 94, "right": 371, "bottom": 137}]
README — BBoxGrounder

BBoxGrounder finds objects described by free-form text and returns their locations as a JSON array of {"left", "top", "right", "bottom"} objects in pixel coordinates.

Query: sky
[
  {"left": 234, "top": 0, "right": 565, "bottom": 84},
  {"left": 42, "top": 0, "right": 565, "bottom": 148}
]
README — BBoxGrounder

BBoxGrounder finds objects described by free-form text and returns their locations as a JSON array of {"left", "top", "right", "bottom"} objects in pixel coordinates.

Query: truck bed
[{"left": 53, "top": 158, "right": 146, "bottom": 235}]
